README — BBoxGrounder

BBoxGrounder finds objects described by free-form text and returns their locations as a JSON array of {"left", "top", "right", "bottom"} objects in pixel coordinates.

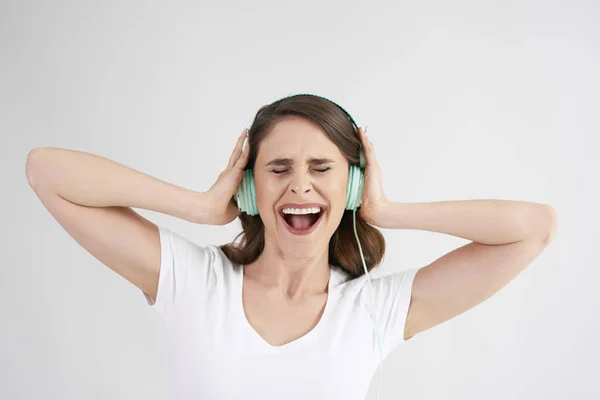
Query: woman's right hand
[{"left": 201, "top": 128, "right": 251, "bottom": 225}]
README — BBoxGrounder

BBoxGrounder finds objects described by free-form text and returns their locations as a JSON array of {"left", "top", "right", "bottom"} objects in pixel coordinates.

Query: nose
[{"left": 290, "top": 171, "right": 312, "bottom": 195}]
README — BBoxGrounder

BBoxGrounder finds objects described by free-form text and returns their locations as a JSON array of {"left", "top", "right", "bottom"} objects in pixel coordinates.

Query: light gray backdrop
[{"left": 2, "top": 0, "right": 597, "bottom": 399}]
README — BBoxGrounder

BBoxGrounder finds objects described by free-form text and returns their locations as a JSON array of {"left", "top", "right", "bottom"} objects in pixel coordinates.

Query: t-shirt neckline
[{"left": 236, "top": 263, "right": 336, "bottom": 352}]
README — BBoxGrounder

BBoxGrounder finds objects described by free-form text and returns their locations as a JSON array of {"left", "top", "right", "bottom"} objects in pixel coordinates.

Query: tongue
[{"left": 289, "top": 214, "right": 316, "bottom": 230}]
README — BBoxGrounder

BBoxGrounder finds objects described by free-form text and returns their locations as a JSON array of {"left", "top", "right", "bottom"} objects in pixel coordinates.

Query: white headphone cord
[{"left": 352, "top": 208, "right": 383, "bottom": 400}]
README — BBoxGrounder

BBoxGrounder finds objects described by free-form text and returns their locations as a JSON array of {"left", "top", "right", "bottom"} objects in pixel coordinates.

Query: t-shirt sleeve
[
  {"left": 361, "top": 267, "right": 421, "bottom": 358},
  {"left": 142, "top": 226, "right": 215, "bottom": 321}
]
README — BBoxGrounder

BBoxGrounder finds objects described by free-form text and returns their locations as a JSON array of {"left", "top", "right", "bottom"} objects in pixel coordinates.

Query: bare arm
[
  {"left": 25, "top": 147, "right": 215, "bottom": 303},
  {"left": 26, "top": 147, "right": 212, "bottom": 223}
]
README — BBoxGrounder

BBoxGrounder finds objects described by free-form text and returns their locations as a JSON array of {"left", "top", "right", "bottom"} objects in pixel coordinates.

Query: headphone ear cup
[
  {"left": 345, "top": 147, "right": 366, "bottom": 211},
  {"left": 345, "top": 164, "right": 364, "bottom": 210},
  {"left": 246, "top": 170, "right": 258, "bottom": 216},
  {"left": 345, "top": 165, "right": 355, "bottom": 210},
  {"left": 235, "top": 169, "right": 254, "bottom": 215},
  {"left": 356, "top": 167, "right": 364, "bottom": 208},
  {"left": 236, "top": 169, "right": 259, "bottom": 216}
]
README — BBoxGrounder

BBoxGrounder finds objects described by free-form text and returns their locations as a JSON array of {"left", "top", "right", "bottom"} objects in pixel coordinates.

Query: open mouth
[{"left": 279, "top": 209, "right": 324, "bottom": 235}]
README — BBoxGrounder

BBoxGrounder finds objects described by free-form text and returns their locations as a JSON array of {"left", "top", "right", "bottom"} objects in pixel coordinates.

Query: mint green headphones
[
  {"left": 235, "top": 145, "right": 365, "bottom": 216},
  {"left": 234, "top": 96, "right": 366, "bottom": 216}
]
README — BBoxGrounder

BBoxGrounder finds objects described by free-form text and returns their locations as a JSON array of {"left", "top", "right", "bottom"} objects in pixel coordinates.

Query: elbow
[
  {"left": 542, "top": 205, "right": 558, "bottom": 245},
  {"left": 25, "top": 147, "right": 48, "bottom": 190}
]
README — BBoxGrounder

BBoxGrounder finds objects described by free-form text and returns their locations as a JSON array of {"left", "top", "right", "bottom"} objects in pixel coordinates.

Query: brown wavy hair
[{"left": 219, "top": 94, "right": 386, "bottom": 278}]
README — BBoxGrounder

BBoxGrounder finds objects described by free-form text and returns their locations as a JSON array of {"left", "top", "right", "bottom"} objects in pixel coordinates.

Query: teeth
[{"left": 282, "top": 207, "right": 321, "bottom": 215}]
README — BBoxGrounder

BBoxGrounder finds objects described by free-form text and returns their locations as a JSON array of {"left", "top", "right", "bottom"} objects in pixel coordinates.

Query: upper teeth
[{"left": 282, "top": 207, "right": 321, "bottom": 215}]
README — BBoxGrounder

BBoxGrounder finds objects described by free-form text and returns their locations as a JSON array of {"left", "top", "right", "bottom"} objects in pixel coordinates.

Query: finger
[
  {"left": 227, "top": 128, "right": 248, "bottom": 169},
  {"left": 226, "top": 130, "right": 245, "bottom": 169},
  {"left": 233, "top": 135, "right": 251, "bottom": 170},
  {"left": 359, "top": 126, "right": 370, "bottom": 149},
  {"left": 357, "top": 126, "right": 364, "bottom": 140},
  {"left": 363, "top": 142, "right": 379, "bottom": 169},
  {"left": 366, "top": 140, "right": 377, "bottom": 162},
  {"left": 359, "top": 127, "right": 374, "bottom": 163}
]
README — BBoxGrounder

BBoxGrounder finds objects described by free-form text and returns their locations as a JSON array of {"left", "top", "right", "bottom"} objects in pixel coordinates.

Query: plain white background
[{"left": 2, "top": 0, "right": 597, "bottom": 399}]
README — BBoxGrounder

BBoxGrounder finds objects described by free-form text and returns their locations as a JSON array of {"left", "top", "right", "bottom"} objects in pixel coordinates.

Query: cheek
[
  {"left": 329, "top": 171, "right": 349, "bottom": 195},
  {"left": 254, "top": 175, "right": 287, "bottom": 219},
  {"left": 252, "top": 175, "right": 270, "bottom": 212},
  {"left": 322, "top": 174, "right": 349, "bottom": 212},
  {"left": 330, "top": 183, "right": 347, "bottom": 204}
]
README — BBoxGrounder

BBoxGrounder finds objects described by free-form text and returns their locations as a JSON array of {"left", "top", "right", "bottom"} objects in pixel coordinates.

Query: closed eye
[{"left": 271, "top": 167, "right": 331, "bottom": 174}]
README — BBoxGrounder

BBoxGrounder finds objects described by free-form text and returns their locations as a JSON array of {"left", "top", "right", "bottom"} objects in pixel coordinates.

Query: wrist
[{"left": 190, "top": 191, "right": 214, "bottom": 224}]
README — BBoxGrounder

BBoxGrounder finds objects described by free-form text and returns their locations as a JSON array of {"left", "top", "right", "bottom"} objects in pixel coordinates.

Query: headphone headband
[
  {"left": 286, "top": 93, "right": 359, "bottom": 132},
  {"left": 282, "top": 93, "right": 364, "bottom": 168}
]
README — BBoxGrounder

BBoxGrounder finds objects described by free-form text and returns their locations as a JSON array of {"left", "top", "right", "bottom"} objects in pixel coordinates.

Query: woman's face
[{"left": 253, "top": 116, "right": 349, "bottom": 257}]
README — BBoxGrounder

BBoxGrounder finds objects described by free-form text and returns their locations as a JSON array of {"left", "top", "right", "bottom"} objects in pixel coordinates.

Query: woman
[{"left": 26, "top": 94, "right": 557, "bottom": 399}]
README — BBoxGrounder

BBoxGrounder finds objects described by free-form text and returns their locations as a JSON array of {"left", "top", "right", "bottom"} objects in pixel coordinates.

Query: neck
[{"left": 244, "top": 241, "right": 331, "bottom": 300}]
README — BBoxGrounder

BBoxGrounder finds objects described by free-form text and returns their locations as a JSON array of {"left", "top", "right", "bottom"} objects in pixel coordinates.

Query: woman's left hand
[{"left": 357, "top": 126, "right": 391, "bottom": 227}]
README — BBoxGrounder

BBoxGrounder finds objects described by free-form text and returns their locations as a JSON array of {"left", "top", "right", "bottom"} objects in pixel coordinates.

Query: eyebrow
[{"left": 265, "top": 158, "right": 335, "bottom": 167}]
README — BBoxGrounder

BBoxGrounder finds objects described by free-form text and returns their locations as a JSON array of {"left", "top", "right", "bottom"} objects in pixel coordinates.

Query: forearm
[
  {"left": 381, "top": 199, "right": 556, "bottom": 245},
  {"left": 25, "top": 147, "right": 209, "bottom": 223}
]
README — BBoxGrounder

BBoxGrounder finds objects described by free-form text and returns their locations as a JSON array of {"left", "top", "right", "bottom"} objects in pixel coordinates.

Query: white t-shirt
[{"left": 143, "top": 226, "right": 419, "bottom": 400}]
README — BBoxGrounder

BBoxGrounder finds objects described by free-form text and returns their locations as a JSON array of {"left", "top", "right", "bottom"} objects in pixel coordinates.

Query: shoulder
[
  {"left": 333, "top": 266, "right": 420, "bottom": 308},
  {"left": 159, "top": 228, "right": 240, "bottom": 287}
]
